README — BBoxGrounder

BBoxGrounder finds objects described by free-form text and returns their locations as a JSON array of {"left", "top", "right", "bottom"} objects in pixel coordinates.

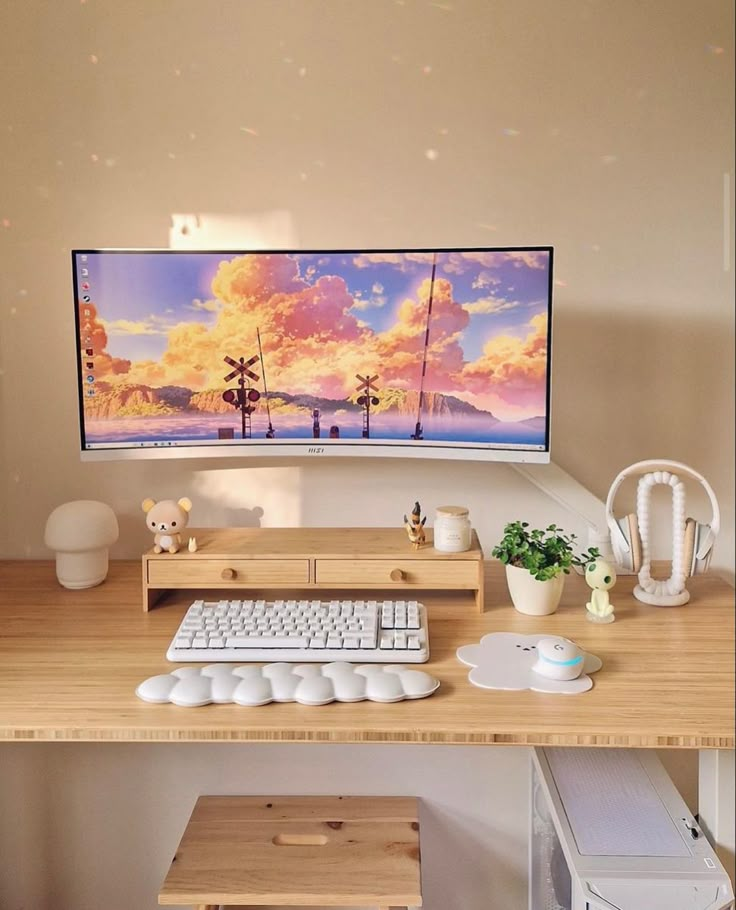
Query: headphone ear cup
[
  {"left": 682, "top": 517, "right": 697, "bottom": 577},
  {"left": 610, "top": 516, "right": 630, "bottom": 569},
  {"left": 611, "top": 514, "right": 640, "bottom": 571},
  {"left": 626, "top": 513, "right": 642, "bottom": 573},
  {"left": 688, "top": 521, "right": 714, "bottom": 575}
]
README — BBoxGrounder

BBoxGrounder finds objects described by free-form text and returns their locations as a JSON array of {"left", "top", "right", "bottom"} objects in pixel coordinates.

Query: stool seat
[{"left": 159, "top": 795, "right": 422, "bottom": 909}]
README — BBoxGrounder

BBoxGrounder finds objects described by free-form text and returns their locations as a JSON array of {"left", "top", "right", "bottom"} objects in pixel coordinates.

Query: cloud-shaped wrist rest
[
  {"left": 136, "top": 662, "right": 440, "bottom": 707},
  {"left": 457, "top": 632, "right": 602, "bottom": 695}
]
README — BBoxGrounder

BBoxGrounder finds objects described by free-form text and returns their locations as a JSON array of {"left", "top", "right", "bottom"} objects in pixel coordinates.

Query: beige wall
[
  {"left": 0, "top": 0, "right": 733, "bottom": 571},
  {"left": 0, "top": 2, "right": 732, "bottom": 908}
]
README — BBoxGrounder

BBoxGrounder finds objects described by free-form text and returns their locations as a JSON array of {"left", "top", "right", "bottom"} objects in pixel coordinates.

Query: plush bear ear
[
  {"left": 178, "top": 497, "right": 192, "bottom": 513},
  {"left": 142, "top": 498, "right": 156, "bottom": 514}
]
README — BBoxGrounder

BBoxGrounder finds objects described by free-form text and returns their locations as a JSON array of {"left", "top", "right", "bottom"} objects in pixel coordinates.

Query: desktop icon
[
  {"left": 82, "top": 295, "right": 91, "bottom": 303},
  {"left": 80, "top": 255, "right": 88, "bottom": 262},
  {"left": 85, "top": 348, "right": 94, "bottom": 356},
  {"left": 81, "top": 282, "right": 90, "bottom": 291},
  {"left": 81, "top": 268, "right": 89, "bottom": 276},
  {"left": 86, "top": 375, "right": 95, "bottom": 383},
  {"left": 86, "top": 361, "right": 94, "bottom": 370}
]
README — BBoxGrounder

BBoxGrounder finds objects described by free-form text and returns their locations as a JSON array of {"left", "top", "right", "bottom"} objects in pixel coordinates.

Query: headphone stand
[{"left": 633, "top": 584, "right": 690, "bottom": 607}]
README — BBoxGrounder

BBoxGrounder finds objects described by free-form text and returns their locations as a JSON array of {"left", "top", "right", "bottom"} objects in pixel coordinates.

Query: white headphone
[{"left": 605, "top": 460, "right": 720, "bottom": 606}]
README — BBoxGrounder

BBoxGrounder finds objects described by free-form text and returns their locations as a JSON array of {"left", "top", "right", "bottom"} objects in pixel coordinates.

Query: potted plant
[{"left": 492, "top": 521, "right": 599, "bottom": 616}]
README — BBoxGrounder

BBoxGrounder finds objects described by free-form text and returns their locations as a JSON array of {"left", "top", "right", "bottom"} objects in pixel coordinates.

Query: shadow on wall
[
  {"left": 552, "top": 301, "right": 734, "bottom": 577},
  {"left": 117, "top": 463, "right": 300, "bottom": 556},
  {"left": 121, "top": 504, "right": 267, "bottom": 557}
]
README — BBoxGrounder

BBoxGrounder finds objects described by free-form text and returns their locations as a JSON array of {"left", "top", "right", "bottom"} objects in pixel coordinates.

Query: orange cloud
[
  {"left": 376, "top": 276, "right": 469, "bottom": 390},
  {"left": 125, "top": 255, "right": 373, "bottom": 398},
  {"left": 460, "top": 313, "right": 548, "bottom": 416}
]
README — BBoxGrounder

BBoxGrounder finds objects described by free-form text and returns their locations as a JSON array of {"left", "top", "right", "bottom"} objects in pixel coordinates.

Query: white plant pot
[{"left": 505, "top": 564, "right": 565, "bottom": 616}]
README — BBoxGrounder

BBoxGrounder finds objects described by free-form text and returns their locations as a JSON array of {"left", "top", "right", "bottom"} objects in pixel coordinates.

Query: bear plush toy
[{"left": 142, "top": 497, "right": 192, "bottom": 554}]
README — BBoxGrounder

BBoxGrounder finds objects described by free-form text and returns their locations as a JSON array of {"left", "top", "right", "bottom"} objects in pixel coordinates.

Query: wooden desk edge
[{"left": 0, "top": 727, "right": 732, "bottom": 748}]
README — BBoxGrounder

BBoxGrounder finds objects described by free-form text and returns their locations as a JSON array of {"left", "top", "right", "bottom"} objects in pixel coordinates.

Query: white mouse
[{"left": 532, "top": 638, "right": 584, "bottom": 681}]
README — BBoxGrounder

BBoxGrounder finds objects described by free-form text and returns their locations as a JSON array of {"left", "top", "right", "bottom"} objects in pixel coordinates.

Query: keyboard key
[{"left": 226, "top": 636, "right": 310, "bottom": 649}]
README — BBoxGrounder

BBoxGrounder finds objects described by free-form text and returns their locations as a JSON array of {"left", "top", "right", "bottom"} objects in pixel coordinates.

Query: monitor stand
[{"left": 142, "top": 527, "right": 485, "bottom": 612}]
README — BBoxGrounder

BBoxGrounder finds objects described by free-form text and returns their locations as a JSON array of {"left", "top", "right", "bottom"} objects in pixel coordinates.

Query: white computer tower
[{"left": 530, "top": 747, "right": 734, "bottom": 910}]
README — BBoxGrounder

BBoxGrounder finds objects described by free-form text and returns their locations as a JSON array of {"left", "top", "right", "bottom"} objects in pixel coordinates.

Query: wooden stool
[{"left": 159, "top": 795, "right": 422, "bottom": 910}]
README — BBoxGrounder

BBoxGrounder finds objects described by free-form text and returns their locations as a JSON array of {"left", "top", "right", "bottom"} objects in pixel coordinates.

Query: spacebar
[{"left": 225, "top": 636, "right": 310, "bottom": 649}]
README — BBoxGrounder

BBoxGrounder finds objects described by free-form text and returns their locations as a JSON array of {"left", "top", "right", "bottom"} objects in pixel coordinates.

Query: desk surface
[{"left": 0, "top": 560, "right": 733, "bottom": 748}]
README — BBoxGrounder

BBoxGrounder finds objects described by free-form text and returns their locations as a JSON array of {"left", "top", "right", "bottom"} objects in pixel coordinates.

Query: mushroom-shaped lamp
[{"left": 44, "top": 500, "right": 119, "bottom": 589}]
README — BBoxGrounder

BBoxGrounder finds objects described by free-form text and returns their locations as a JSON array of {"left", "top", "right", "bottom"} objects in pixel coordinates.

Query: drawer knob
[
  {"left": 390, "top": 568, "right": 406, "bottom": 582},
  {"left": 221, "top": 567, "right": 237, "bottom": 581}
]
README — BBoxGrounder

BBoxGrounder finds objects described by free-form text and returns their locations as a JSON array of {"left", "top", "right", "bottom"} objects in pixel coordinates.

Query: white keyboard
[{"left": 166, "top": 598, "right": 430, "bottom": 663}]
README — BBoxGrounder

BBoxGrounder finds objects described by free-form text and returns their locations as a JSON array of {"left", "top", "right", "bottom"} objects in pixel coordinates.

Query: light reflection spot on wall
[{"left": 190, "top": 467, "right": 303, "bottom": 528}]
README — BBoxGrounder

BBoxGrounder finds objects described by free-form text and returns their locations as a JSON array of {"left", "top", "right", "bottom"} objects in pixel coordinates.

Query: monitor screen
[{"left": 72, "top": 247, "right": 553, "bottom": 462}]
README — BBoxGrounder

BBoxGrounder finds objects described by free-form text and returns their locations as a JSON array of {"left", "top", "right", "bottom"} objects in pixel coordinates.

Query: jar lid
[{"left": 436, "top": 505, "right": 469, "bottom": 517}]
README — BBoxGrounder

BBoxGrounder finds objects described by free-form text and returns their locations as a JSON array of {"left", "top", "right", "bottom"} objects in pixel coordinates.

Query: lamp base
[
  {"left": 58, "top": 574, "right": 107, "bottom": 590},
  {"left": 55, "top": 551, "right": 109, "bottom": 590},
  {"left": 633, "top": 584, "right": 690, "bottom": 607}
]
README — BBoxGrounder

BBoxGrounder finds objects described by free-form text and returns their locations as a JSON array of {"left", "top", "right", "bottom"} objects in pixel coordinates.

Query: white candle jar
[{"left": 433, "top": 505, "right": 472, "bottom": 552}]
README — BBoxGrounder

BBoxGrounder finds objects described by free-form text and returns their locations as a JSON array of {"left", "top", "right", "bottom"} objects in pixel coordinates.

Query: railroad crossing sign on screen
[
  {"left": 224, "top": 355, "right": 259, "bottom": 383},
  {"left": 355, "top": 373, "right": 380, "bottom": 438},
  {"left": 356, "top": 374, "right": 379, "bottom": 394}
]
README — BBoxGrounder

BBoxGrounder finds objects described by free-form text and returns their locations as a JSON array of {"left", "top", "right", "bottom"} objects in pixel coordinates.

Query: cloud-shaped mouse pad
[
  {"left": 136, "top": 662, "right": 440, "bottom": 707},
  {"left": 457, "top": 633, "right": 603, "bottom": 695}
]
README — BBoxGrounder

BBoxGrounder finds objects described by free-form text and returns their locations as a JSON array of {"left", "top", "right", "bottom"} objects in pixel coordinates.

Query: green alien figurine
[{"left": 585, "top": 558, "right": 617, "bottom": 623}]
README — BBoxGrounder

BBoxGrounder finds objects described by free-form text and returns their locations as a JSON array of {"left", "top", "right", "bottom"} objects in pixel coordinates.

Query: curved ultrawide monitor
[{"left": 72, "top": 247, "right": 553, "bottom": 462}]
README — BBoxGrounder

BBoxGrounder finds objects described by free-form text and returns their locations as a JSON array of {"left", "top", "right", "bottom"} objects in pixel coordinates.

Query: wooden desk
[{"left": 0, "top": 559, "right": 733, "bottom": 749}]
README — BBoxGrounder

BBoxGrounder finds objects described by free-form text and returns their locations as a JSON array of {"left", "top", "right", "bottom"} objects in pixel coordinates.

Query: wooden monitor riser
[{"left": 142, "top": 526, "right": 485, "bottom": 612}]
